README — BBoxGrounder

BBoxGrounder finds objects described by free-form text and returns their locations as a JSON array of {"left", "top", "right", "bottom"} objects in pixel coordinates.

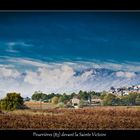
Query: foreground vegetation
[{"left": 0, "top": 107, "right": 140, "bottom": 129}]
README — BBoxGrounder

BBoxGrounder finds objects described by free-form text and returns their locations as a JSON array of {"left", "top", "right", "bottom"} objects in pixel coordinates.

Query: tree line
[
  {"left": 31, "top": 90, "right": 140, "bottom": 106},
  {"left": 31, "top": 90, "right": 99, "bottom": 102},
  {"left": 0, "top": 90, "right": 140, "bottom": 111}
]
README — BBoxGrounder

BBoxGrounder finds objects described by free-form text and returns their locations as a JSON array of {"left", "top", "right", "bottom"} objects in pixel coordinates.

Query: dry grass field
[
  {"left": 24, "top": 101, "right": 57, "bottom": 109},
  {"left": 0, "top": 106, "right": 140, "bottom": 130}
]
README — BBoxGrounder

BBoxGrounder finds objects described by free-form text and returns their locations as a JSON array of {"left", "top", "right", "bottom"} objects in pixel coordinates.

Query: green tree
[
  {"left": 31, "top": 91, "right": 48, "bottom": 101},
  {"left": 70, "top": 92, "right": 76, "bottom": 99},
  {"left": 57, "top": 102, "right": 65, "bottom": 108},
  {"left": 58, "top": 93, "right": 70, "bottom": 103},
  {"left": 120, "top": 95, "right": 130, "bottom": 106},
  {"left": 135, "top": 94, "right": 140, "bottom": 105},
  {"left": 88, "top": 91, "right": 101, "bottom": 97},
  {"left": 128, "top": 92, "right": 138, "bottom": 105},
  {"left": 47, "top": 93, "right": 55, "bottom": 100},
  {"left": 100, "top": 92, "right": 107, "bottom": 100},
  {"left": 32, "top": 91, "right": 42, "bottom": 101},
  {"left": 78, "top": 90, "right": 89, "bottom": 100},
  {"left": 0, "top": 93, "right": 23, "bottom": 111},
  {"left": 51, "top": 96, "right": 59, "bottom": 104},
  {"left": 103, "top": 93, "right": 120, "bottom": 106}
]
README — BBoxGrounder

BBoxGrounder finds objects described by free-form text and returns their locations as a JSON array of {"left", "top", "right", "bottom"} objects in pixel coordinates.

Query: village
[
  {"left": 23, "top": 85, "right": 140, "bottom": 109},
  {"left": 109, "top": 85, "right": 140, "bottom": 96}
]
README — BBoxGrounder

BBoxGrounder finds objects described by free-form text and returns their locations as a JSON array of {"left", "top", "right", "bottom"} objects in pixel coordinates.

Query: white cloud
[
  {"left": 24, "top": 65, "right": 75, "bottom": 88},
  {"left": 0, "top": 63, "right": 95, "bottom": 98},
  {"left": 5, "top": 41, "right": 32, "bottom": 53},
  {"left": 0, "top": 67, "right": 20, "bottom": 78},
  {"left": 116, "top": 71, "right": 136, "bottom": 78},
  {"left": 0, "top": 64, "right": 14, "bottom": 68},
  {"left": 77, "top": 70, "right": 94, "bottom": 80},
  {"left": 0, "top": 58, "right": 140, "bottom": 98},
  {"left": 7, "top": 42, "right": 16, "bottom": 47},
  {"left": 6, "top": 41, "right": 32, "bottom": 47},
  {"left": 2, "top": 56, "right": 140, "bottom": 72},
  {"left": 8, "top": 58, "right": 50, "bottom": 68}
]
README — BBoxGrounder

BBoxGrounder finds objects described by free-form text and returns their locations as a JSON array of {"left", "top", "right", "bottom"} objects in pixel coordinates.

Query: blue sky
[
  {"left": 0, "top": 12, "right": 140, "bottom": 97},
  {"left": 0, "top": 12, "right": 140, "bottom": 63}
]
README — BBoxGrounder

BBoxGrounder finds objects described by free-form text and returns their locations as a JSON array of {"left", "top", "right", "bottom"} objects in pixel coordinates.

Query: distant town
[
  {"left": 109, "top": 85, "right": 140, "bottom": 95},
  {"left": 20, "top": 85, "right": 140, "bottom": 109}
]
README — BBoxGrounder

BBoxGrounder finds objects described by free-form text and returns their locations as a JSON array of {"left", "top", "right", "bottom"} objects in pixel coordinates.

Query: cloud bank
[
  {"left": 116, "top": 71, "right": 136, "bottom": 78},
  {"left": 0, "top": 58, "right": 140, "bottom": 98}
]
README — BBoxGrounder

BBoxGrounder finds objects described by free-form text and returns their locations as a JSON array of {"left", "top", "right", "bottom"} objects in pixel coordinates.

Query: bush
[
  {"left": 57, "top": 102, "right": 65, "bottom": 108},
  {"left": 120, "top": 95, "right": 130, "bottom": 106},
  {"left": 51, "top": 96, "right": 59, "bottom": 104},
  {"left": 0, "top": 93, "right": 23, "bottom": 111},
  {"left": 103, "top": 93, "right": 120, "bottom": 106},
  {"left": 135, "top": 95, "right": 140, "bottom": 105},
  {"left": 128, "top": 92, "right": 138, "bottom": 105}
]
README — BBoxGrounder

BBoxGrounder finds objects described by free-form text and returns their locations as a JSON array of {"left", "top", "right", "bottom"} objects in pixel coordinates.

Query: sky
[{"left": 0, "top": 12, "right": 140, "bottom": 98}]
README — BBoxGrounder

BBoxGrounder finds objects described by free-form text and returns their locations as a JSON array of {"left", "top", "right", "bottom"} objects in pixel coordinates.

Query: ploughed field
[{"left": 0, "top": 107, "right": 140, "bottom": 130}]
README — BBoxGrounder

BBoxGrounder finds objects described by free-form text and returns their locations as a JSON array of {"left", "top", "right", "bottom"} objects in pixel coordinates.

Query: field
[
  {"left": 0, "top": 106, "right": 140, "bottom": 130},
  {"left": 24, "top": 101, "right": 57, "bottom": 109}
]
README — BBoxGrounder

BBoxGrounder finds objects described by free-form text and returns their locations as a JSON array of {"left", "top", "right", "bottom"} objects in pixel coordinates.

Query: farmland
[
  {"left": 24, "top": 101, "right": 57, "bottom": 110},
  {"left": 0, "top": 106, "right": 140, "bottom": 130}
]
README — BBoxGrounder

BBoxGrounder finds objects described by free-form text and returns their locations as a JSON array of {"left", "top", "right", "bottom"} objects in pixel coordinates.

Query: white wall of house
[{"left": 72, "top": 98, "right": 80, "bottom": 106}]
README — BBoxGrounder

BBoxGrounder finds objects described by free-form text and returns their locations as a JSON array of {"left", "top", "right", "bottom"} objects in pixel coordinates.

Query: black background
[
  {"left": 0, "top": 0, "right": 140, "bottom": 10},
  {"left": 0, "top": 130, "right": 140, "bottom": 138},
  {"left": 0, "top": 0, "right": 140, "bottom": 138}
]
